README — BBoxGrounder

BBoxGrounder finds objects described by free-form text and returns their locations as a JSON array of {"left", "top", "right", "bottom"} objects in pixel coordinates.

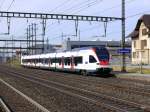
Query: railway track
[
  {"left": 0, "top": 78, "right": 50, "bottom": 112},
  {"left": 7, "top": 66, "right": 150, "bottom": 97},
  {"left": 0, "top": 68, "right": 149, "bottom": 112},
  {"left": 0, "top": 97, "right": 11, "bottom": 112},
  {"left": 12, "top": 66, "right": 150, "bottom": 88},
  {"left": 1, "top": 65, "right": 150, "bottom": 106}
]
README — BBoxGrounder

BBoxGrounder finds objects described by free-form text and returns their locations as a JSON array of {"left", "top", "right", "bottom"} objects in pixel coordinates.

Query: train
[{"left": 21, "top": 47, "right": 112, "bottom": 75}]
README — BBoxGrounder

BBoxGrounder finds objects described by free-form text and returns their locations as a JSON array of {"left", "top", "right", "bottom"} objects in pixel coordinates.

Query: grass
[
  {"left": 112, "top": 66, "right": 150, "bottom": 74},
  {"left": 6, "top": 58, "right": 21, "bottom": 68}
]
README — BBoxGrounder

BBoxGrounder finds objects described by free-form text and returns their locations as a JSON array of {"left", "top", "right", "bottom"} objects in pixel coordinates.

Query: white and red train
[{"left": 21, "top": 47, "right": 112, "bottom": 75}]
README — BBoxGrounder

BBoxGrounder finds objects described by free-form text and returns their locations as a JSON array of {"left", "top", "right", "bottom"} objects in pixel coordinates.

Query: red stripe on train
[{"left": 100, "top": 60, "right": 109, "bottom": 65}]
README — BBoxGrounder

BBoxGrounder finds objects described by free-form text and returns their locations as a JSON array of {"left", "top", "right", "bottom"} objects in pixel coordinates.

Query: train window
[
  {"left": 49, "top": 58, "right": 51, "bottom": 64},
  {"left": 33, "top": 59, "right": 36, "bottom": 63},
  {"left": 39, "top": 59, "right": 42, "bottom": 63},
  {"left": 64, "top": 57, "right": 70, "bottom": 65},
  {"left": 89, "top": 55, "right": 97, "bottom": 63},
  {"left": 55, "top": 58, "right": 61, "bottom": 64},
  {"left": 64, "top": 57, "right": 71, "bottom": 65},
  {"left": 22, "top": 59, "right": 25, "bottom": 63},
  {"left": 36, "top": 59, "right": 38, "bottom": 63},
  {"left": 51, "top": 58, "right": 55, "bottom": 64},
  {"left": 58, "top": 58, "right": 61, "bottom": 65},
  {"left": 74, "top": 56, "right": 83, "bottom": 66},
  {"left": 41, "top": 59, "right": 44, "bottom": 63},
  {"left": 64, "top": 58, "right": 67, "bottom": 65},
  {"left": 31, "top": 59, "right": 34, "bottom": 63},
  {"left": 68, "top": 58, "right": 71, "bottom": 65},
  {"left": 46, "top": 58, "right": 49, "bottom": 64},
  {"left": 43, "top": 59, "right": 45, "bottom": 64},
  {"left": 35, "top": 59, "right": 38, "bottom": 63},
  {"left": 44, "top": 58, "right": 47, "bottom": 64},
  {"left": 95, "top": 47, "right": 109, "bottom": 61},
  {"left": 55, "top": 58, "right": 57, "bottom": 63}
]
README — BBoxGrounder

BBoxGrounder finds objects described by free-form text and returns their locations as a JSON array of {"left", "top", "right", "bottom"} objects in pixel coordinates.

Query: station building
[
  {"left": 62, "top": 40, "right": 131, "bottom": 58},
  {"left": 128, "top": 14, "right": 150, "bottom": 65},
  {"left": 30, "top": 40, "right": 131, "bottom": 57}
]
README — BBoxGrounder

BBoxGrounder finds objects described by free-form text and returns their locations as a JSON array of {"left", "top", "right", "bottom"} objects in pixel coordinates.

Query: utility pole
[
  {"left": 3, "top": 43, "right": 5, "bottom": 63},
  {"left": 34, "top": 23, "right": 37, "bottom": 54},
  {"left": 42, "top": 19, "right": 46, "bottom": 53},
  {"left": 31, "top": 23, "right": 34, "bottom": 55},
  {"left": 11, "top": 35, "right": 13, "bottom": 65},
  {"left": 46, "top": 37, "right": 49, "bottom": 53},
  {"left": 5, "top": 41, "right": 8, "bottom": 63},
  {"left": 29, "top": 25, "right": 31, "bottom": 55},
  {"left": 7, "top": 17, "right": 11, "bottom": 35},
  {"left": 26, "top": 27, "right": 29, "bottom": 55},
  {"left": 121, "top": 0, "right": 126, "bottom": 72},
  {"left": 78, "top": 30, "right": 81, "bottom": 48},
  {"left": 61, "top": 32, "right": 64, "bottom": 44},
  {"left": 79, "top": 30, "right": 80, "bottom": 41}
]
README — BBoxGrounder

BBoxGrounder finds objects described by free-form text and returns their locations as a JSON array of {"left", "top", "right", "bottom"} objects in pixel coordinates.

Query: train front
[{"left": 94, "top": 47, "right": 112, "bottom": 74}]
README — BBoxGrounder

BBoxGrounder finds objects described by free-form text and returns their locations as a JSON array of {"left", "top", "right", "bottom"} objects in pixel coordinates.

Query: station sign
[{"left": 117, "top": 49, "right": 131, "bottom": 53}]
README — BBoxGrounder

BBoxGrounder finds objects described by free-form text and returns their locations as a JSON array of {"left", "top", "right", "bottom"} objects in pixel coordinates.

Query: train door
[
  {"left": 71, "top": 56, "right": 74, "bottom": 70},
  {"left": 61, "top": 56, "right": 64, "bottom": 69},
  {"left": 35, "top": 59, "right": 36, "bottom": 67},
  {"left": 89, "top": 55, "right": 97, "bottom": 70},
  {"left": 49, "top": 57, "right": 51, "bottom": 68}
]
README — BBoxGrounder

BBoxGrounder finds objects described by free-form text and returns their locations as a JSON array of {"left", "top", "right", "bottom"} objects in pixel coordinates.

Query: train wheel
[{"left": 81, "top": 70, "right": 88, "bottom": 76}]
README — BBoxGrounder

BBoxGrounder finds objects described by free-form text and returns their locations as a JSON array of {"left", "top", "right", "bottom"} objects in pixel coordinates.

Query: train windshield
[{"left": 94, "top": 47, "right": 109, "bottom": 61}]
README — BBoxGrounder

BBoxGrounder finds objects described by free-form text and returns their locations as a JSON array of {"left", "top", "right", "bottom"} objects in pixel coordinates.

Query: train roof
[
  {"left": 71, "top": 46, "right": 105, "bottom": 51},
  {"left": 21, "top": 46, "right": 107, "bottom": 58}
]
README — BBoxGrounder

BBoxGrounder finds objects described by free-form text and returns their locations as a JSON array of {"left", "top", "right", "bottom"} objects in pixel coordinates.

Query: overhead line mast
[{"left": 121, "top": 0, "right": 126, "bottom": 72}]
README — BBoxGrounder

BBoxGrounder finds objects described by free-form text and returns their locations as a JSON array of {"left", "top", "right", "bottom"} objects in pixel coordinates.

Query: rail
[
  {"left": 0, "top": 97, "right": 11, "bottom": 112},
  {"left": 0, "top": 78, "right": 50, "bottom": 112}
]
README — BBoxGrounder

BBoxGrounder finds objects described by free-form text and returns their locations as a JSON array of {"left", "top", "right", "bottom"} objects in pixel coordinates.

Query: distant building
[
  {"left": 128, "top": 14, "right": 150, "bottom": 64},
  {"left": 26, "top": 44, "right": 62, "bottom": 55},
  {"left": 62, "top": 40, "right": 131, "bottom": 57}
]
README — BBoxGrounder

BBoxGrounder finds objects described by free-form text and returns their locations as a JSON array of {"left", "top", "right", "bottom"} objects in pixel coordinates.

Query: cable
[
  {"left": 47, "top": 0, "right": 133, "bottom": 30},
  {"left": 46, "top": 0, "right": 95, "bottom": 29},
  {"left": 49, "top": 0, "right": 72, "bottom": 13},
  {"left": 62, "top": 0, "right": 96, "bottom": 13},
  {"left": 126, "top": 9, "right": 150, "bottom": 19},
  {"left": 71, "top": 0, "right": 103, "bottom": 14},
  {"left": 46, "top": 0, "right": 103, "bottom": 31},
  {"left": 14, "top": 0, "right": 71, "bottom": 36},
  {"left": 92, "top": 0, "right": 137, "bottom": 15},
  {"left": 7, "top": 0, "right": 15, "bottom": 11}
]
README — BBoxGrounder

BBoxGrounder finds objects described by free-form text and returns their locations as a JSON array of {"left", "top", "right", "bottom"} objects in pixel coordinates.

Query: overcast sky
[{"left": 0, "top": 0, "right": 149, "bottom": 45}]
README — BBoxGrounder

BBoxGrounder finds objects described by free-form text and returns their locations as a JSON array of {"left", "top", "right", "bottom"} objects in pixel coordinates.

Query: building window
[
  {"left": 133, "top": 52, "right": 136, "bottom": 58},
  {"left": 133, "top": 41, "right": 136, "bottom": 48},
  {"left": 148, "top": 30, "right": 150, "bottom": 37},
  {"left": 142, "top": 29, "right": 147, "bottom": 36},
  {"left": 141, "top": 40, "right": 147, "bottom": 49}
]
